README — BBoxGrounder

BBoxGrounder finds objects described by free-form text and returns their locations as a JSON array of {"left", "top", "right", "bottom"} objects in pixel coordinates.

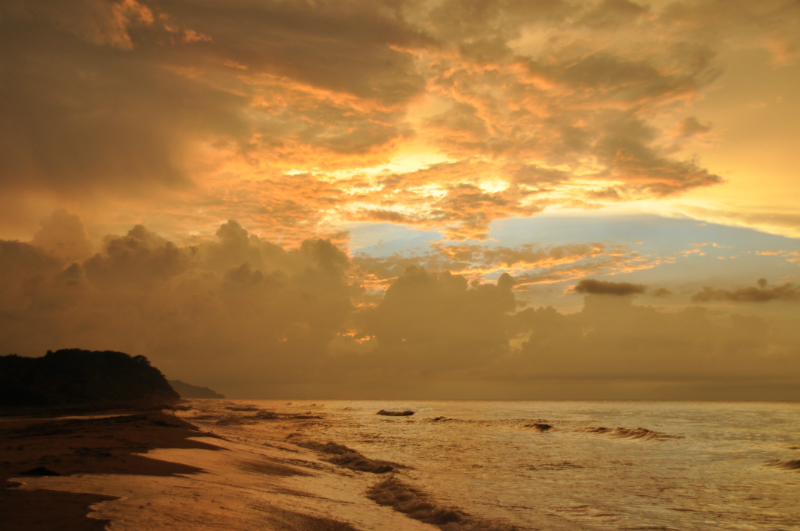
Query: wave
[
  {"left": 427, "top": 416, "right": 461, "bottom": 423},
  {"left": 425, "top": 417, "right": 496, "bottom": 426},
  {"left": 289, "top": 438, "right": 399, "bottom": 474},
  {"left": 249, "top": 410, "right": 322, "bottom": 420},
  {"left": 212, "top": 409, "right": 323, "bottom": 425},
  {"left": 214, "top": 414, "right": 252, "bottom": 426},
  {"left": 522, "top": 422, "right": 553, "bottom": 432},
  {"left": 427, "top": 417, "right": 554, "bottom": 430},
  {"left": 586, "top": 426, "right": 683, "bottom": 441},
  {"left": 526, "top": 461, "right": 582, "bottom": 471},
  {"left": 367, "top": 476, "right": 516, "bottom": 531},
  {"left": 766, "top": 459, "right": 800, "bottom": 470}
]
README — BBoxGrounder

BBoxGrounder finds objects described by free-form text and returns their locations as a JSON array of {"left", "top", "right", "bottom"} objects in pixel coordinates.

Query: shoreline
[
  {"left": 3, "top": 399, "right": 799, "bottom": 530},
  {"left": 0, "top": 402, "right": 461, "bottom": 531},
  {"left": 0, "top": 407, "right": 222, "bottom": 530}
]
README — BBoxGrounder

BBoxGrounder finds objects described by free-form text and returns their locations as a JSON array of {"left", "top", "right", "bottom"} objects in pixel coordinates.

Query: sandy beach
[
  {"left": 1, "top": 407, "right": 218, "bottom": 530},
  {"left": 0, "top": 403, "right": 457, "bottom": 531}
]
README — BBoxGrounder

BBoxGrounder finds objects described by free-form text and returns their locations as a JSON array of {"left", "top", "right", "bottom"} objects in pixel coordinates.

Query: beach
[
  {"left": 3, "top": 400, "right": 800, "bottom": 530},
  {"left": 1, "top": 405, "right": 442, "bottom": 531}
]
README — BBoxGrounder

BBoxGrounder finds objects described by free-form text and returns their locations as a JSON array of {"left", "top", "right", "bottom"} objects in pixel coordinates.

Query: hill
[
  {"left": 0, "top": 349, "right": 179, "bottom": 407},
  {"left": 168, "top": 380, "right": 225, "bottom": 399}
]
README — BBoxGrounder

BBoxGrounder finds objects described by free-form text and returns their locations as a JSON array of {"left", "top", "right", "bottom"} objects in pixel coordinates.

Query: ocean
[{"left": 15, "top": 400, "right": 800, "bottom": 530}]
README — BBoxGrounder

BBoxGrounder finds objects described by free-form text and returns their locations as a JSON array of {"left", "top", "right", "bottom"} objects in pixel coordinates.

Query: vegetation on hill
[
  {"left": 168, "top": 380, "right": 225, "bottom": 399},
  {"left": 0, "top": 349, "right": 179, "bottom": 406}
]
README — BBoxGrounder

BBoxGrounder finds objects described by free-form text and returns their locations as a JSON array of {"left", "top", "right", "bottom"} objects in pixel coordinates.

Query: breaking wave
[
  {"left": 585, "top": 426, "right": 683, "bottom": 441},
  {"left": 427, "top": 416, "right": 461, "bottom": 423},
  {"left": 766, "top": 459, "right": 800, "bottom": 470},
  {"left": 522, "top": 422, "right": 553, "bottom": 432},
  {"left": 367, "top": 476, "right": 516, "bottom": 531},
  {"left": 289, "top": 438, "right": 399, "bottom": 474},
  {"left": 213, "top": 409, "right": 323, "bottom": 425}
]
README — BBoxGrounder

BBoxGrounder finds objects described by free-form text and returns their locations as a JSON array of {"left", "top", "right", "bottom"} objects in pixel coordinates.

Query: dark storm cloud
[{"left": 574, "top": 279, "right": 646, "bottom": 296}]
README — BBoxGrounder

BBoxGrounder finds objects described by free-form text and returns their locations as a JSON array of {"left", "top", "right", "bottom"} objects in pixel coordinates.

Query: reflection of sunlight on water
[{"left": 15, "top": 400, "right": 800, "bottom": 531}]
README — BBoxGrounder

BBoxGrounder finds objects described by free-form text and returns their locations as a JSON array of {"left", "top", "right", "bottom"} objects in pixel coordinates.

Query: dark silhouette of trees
[{"left": 0, "top": 349, "right": 179, "bottom": 406}]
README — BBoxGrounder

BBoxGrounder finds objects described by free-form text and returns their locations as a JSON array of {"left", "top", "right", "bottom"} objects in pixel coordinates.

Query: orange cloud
[{"left": 6, "top": 0, "right": 774, "bottom": 241}]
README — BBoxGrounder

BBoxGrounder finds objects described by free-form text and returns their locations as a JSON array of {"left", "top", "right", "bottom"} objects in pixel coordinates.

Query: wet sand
[{"left": 0, "top": 407, "right": 220, "bottom": 530}]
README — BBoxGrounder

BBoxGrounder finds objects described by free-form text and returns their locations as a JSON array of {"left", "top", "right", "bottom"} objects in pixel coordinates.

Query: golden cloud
[{"left": 9, "top": 0, "right": 798, "bottom": 238}]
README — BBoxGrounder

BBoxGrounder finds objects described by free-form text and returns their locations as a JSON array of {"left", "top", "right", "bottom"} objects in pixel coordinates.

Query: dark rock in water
[
  {"left": 377, "top": 409, "right": 414, "bottom": 417},
  {"left": 22, "top": 466, "right": 61, "bottom": 476},
  {"left": 169, "top": 380, "right": 225, "bottom": 399},
  {"left": 0, "top": 349, "right": 179, "bottom": 407}
]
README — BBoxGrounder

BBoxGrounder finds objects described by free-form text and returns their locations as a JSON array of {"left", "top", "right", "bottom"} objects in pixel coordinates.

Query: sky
[{"left": 1, "top": 0, "right": 799, "bottom": 400}]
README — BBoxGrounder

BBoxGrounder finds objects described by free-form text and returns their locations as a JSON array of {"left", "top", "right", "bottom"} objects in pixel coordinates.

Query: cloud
[
  {"left": 3, "top": 0, "right": 155, "bottom": 50},
  {"left": 507, "top": 295, "right": 799, "bottom": 389},
  {"left": 652, "top": 287, "right": 673, "bottom": 298},
  {"left": 9, "top": 0, "right": 789, "bottom": 240},
  {"left": 0, "top": 215, "right": 359, "bottom": 393},
  {"left": 677, "top": 116, "right": 712, "bottom": 138},
  {"left": 31, "top": 209, "right": 94, "bottom": 263},
  {"left": 357, "top": 267, "right": 516, "bottom": 373},
  {"left": 574, "top": 279, "right": 646, "bottom": 296},
  {"left": 354, "top": 239, "right": 660, "bottom": 290},
  {"left": 669, "top": 205, "right": 800, "bottom": 239},
  {"left": 692, "top": 279, "right": 800, "bottom": 303},
  {"left": 83, "top": 224, "right": 192, "bottom": 287},
  {"left": 659, "top": 0, "right": 800, "bottom": 64},
  {"left": 2, "top": 213, "right": 799, "bottom": 399}
]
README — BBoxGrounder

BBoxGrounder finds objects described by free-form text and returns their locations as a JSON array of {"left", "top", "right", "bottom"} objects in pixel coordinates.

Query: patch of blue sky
[
  {"left": 343, "top": 214, "right": 800, "bottom": 290},
  {"left": 343, "top": 222, "right": 441, "bottom": 257},
  {"left": 488, "top": 213, "right": 798, "bottom": 253},
  {"left": 490, "top": 213, "right": 800, "bottom": 288}
]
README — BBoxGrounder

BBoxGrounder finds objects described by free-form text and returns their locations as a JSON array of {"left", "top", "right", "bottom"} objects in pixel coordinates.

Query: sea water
[{"left": 181, "top": 400, "right": 800, "bottom": 530}]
